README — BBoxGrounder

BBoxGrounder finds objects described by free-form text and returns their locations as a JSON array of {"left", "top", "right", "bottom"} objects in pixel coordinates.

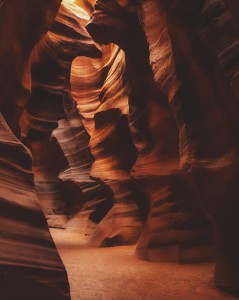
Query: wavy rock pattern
[
  {"left": 70, "top": 41, "right": 145, "bottom": 244},
  {"left": 167, "top": 2, "right": 239, "bottom": 293},
  {"left": 0, "top": 0, "right": 62, "bottom": 136},
  {"left": 21, "top": 1, "right": 105, "bottom": 230},
  {"left": 0, "top": 1, "right": 72, "bottom": 299},
  {"left": 140, "top": 0, "right": 239, "bottom": 293},
  {"left": 0, "top": 116, "right": 70, "bottom": 299},
  {"left": 1, "top": 0, "right": 239, "bottom": 297},
  {"left": 52, "top": 102, "right": 115, "bottom": 233},
  {"left": 0, "top": 1, "right": 70, "bottom": 300},
  {"left": 87, "top": 0, "right": 213, "bottom": 262}
]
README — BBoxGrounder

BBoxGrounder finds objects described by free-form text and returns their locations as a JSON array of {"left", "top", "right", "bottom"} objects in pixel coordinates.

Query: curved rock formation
[
  {"left": 140, "top": 0, "right": 239, "bottom": 293},
  {"left": 0, "top": 0, "right": 62, "bottom": 136},
  {"left": 165, "top": 1, "right": 239, "bottom": 293},
  {"left": 0, "top": 1, "right": 71, "bottom": 298},
  {"left": 1, "top": 0, "right": 239, "bottom": 297},
  {"left": 70, "top": 40, "right": 145, "bottom": 245},
  {"left": 0, "top": 114, "right": 70, "bottom": 299},
  {"left": 87, "top": 0, "right": 213, "bottom": 263},
  {"left": 21, "top": 0, "right": 106, "bottom": 230}
]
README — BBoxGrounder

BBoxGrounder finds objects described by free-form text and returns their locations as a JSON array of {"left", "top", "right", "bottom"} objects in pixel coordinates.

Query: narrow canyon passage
[
  {"left": 1, "top": 0, "right": 239, "bottom": 299},
  {"left": 51, "top": 229, "right": 238, "bottom": 300}
]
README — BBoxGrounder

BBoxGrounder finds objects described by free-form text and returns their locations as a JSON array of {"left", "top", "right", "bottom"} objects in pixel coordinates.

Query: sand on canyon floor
[{"left": 51, "top": 229, "right": 238, "bottom": 300}]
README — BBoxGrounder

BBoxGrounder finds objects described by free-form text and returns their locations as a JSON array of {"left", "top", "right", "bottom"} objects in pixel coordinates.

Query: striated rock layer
[
  {"left": 70, "top": 41, "right": 145, "bottom": 245},
  {"left": 0, "top": 116, "right": 70, "bottom": 299},
  {"left": 1, "top": 0, "right": 239, "bottom": 297},
  {"left": 140, "top": 0, "right": 239, "bottom": 293},
  {"left": 87, "top": 0, "right": 213, "bottom": 263},
  {"left": 21, "top": 1, "right": 109, "bottom": 232},
  {"left": 0, "top": 1, "right": 71, "bottom": 299}
]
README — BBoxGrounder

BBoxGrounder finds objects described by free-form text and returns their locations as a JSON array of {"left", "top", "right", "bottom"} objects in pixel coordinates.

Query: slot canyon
[{"left": 0, "top": 0, "right": 239, "bottom": 299}]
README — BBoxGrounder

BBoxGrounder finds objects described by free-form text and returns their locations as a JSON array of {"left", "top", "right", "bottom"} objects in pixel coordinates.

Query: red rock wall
[
  {"left": 1, "top": 0, "right": 239, "bottom": 297},
  {"left": 0, "top": 1, "right": 72, "bottom": 298},
  {"left": 140, "top": 0, "right": 239, "bottom": 292}
]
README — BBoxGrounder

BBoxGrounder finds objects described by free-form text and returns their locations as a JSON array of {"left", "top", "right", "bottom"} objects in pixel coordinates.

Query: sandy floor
[{"left": 51, "top": 229, "right": 238, "bottom": 300}]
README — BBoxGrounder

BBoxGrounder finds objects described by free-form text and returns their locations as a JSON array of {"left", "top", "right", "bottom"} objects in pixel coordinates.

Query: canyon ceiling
[{"left": 0, "top": 0, "right": 239, "bottom": 299}]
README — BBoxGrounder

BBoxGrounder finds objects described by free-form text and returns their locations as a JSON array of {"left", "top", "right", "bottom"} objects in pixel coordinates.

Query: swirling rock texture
[
  {"left": 21, "top": 0, "right": 105, "bottom": 231},
  {"left": 138, "top": 0, "right": 239, "bottom": 294},
  {"left": 0, "top": 0, "right": 62, "bottom": 136},
  {"left": 1, "top": 0, "right": 239, "bottom": 298},
  {"left": 0, "top": 1, "right": 71, "bottom": 299},
  {"left": 0, "top": 114, "right": 70, "bottom": 299},
  {"left": 69, "top": 42, "right": 145, "bottom": 245},
  {"left": 87, "top": 0, "right": 239, "bottom": 294},
  {"left": 87, "top": 0, "right": 213, "bottom": 262}
]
